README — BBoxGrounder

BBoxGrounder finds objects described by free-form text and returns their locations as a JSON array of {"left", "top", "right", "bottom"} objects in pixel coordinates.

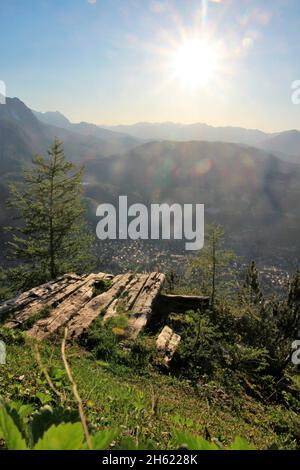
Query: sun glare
[{"left": 172, "top": 39, "right": 219, "bottom": 89}]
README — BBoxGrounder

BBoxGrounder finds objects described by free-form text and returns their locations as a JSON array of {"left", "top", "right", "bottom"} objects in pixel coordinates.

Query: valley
[{"left": 1, "top": 97, "right": 300, "bottom": 272}]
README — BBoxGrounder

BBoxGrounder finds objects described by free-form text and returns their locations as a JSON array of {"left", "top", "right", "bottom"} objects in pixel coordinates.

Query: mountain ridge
[
  {"left": 31, "top": 105, "right": 300, "bottom": 162},
  {"left": 1, "top": 97, "right": 300, "bottom": 267},
  {"left": 0, "top": 98, "right": 141, "bottom": 177}
]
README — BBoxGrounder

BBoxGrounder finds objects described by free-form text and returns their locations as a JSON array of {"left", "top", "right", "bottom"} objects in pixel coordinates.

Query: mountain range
[
  {"left": 1, "top": 96, "right": 300, "bottom": 268},
  {"left": 32, "top": 107, "right": 300, "bottom": 163},
  {"left": 106, "top": 123, "right": 300, "bottom": 164},
  {"left": 32, "top": 109, "right": 140, "bottom": 154},
  {"left": 0, "top": 98, "right": 140, "bottom": 177},
  {"left": 83, "top": 140, "right": 300, "bottom": 266}
]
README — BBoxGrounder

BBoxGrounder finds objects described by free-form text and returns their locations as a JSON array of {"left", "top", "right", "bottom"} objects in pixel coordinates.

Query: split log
[
  {"left": 67, "top": 273, "right": 133, "bottom": 339},
  {"left": 103, "top": 273, "right": 150, "bottom": 322},
  {"left": 0, "top": 273, "right": 82, "bottom": 319},
  {"left": 125, "top": 272, "right": 165, "bottom": 339},
  {"left": 1, "top": 272, "right": 196, "bottom": 346},
  {"left": 26, "top": 273, "right": 112, "bottom": 340},
  {"left": 156, "top": 293, "right": 209, "bottom": 314},
  {"left": 4, "top": 274, "right": 90, "bottom": 329},
  {"left": 156, "top": 325, "right": 181, "bottom": 363}
]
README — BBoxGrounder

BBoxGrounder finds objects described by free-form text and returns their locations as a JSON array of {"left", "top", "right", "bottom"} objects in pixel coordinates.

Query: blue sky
[{"left": 1, "top": 0, "right": 300, "bottom": 131}]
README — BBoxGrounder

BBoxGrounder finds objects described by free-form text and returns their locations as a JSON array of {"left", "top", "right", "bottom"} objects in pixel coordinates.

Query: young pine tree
[
  {"left": 6, "top": 139, "right": 94, "bottom": 285},
  {"left": 242, "top": 261, "right": 263, "bottom": 305},
  {"left": 284, "top": 270, "right": 300, "bottom": 339},
  {"left": 261, "top": 272, "right": 300, "bottom": 377},
  {"left": 186, "top": 224, "right": 237, "bottom": 310},
  {"left": 165, "top": 270, "right": 180, "bottom": 293}
]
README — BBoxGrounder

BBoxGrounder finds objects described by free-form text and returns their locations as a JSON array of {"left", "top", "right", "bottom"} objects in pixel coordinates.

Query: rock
[{"left": 156, "top": 325, "right": 181, "bottom": 363}]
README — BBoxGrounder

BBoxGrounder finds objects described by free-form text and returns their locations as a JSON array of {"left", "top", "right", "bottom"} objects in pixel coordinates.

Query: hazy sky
[{"left": 1, "top": 0, "right": 300, "bottom": 131}]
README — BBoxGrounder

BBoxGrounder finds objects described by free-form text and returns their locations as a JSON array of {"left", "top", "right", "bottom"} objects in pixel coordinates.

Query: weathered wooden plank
[
  {"left": 4, "top": 274, "right": 90, "bottom": 328},
  {"left": 103, "top": 273, "right": 150, "bottom": 322},
  {"left": 2, "top": 271, "right": 171, "bottom": 344},
  {"left": 67, "top": 273, "right": 133, "bottom": 339},
  {"left": 0, "top": 273, "right": 82, "bottom": 319},
  {"left": 26, "top": 273, "right": 111, "bottom": 340},
  {"left": 156, "top": 325, "right": 181, "bottom": 363},
  {"left": 167, "top": 332, "right": 181, "bottom": 362},
  {"left": 125, "top": 272, "right": 165, "bottom": 339},
  {"left": 156, "top": 294, "right": 210, "bottom": 314},
  {"left": 156, "top": 325, "right": 173, "bottom": 351}
]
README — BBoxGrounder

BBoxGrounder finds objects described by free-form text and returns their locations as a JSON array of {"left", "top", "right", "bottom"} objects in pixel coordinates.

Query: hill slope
[
  {"left": 33, "top": 109, "right": 140, "bottom": 154},
  {"left": 84, "top": 140, "right": 300, "bottom": 265},
  {"left": 107, "top": 122, "right": 268, "bottom": 146},
  {"left": 259, "top": 130, "right": 300, "bottom": 162},
  {"left": 0, "top": 98, "right": 140, "bottom": 177},
  {"left": 1, "top": 100, "right": 300, "bottom": 266},
  {"left": 0, "top": 329, "right": 299, "bottom": 450}
]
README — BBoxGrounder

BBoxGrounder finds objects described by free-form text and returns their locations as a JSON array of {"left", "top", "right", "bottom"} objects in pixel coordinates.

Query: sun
[{"left": 172, "top": 39, "right": 219, "bottom": 89}]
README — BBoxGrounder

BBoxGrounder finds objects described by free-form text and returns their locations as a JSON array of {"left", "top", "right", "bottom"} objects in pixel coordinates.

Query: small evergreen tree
[
  {"left": 283, "top": 270, "right": 300, "bottom": 339},
  {"left": 242, "top": 261, "right": 263, "bottom": 305},
  {"left": 288, "top": 270, "right": 300, "bottom": 313},
  {"left": 165, "top": 270, "right": 180, "bottom": 293},
  {"left": 238, "top": 270, "right": 300, "bottom": 379},
  {"left": 6, "top": 139, "right": 94, "bottom": 286},
  {"left": 186, "top": 224, "right": 237, "bottom": 310}
]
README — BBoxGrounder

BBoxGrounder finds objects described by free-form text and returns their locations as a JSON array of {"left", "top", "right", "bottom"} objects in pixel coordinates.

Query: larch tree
[
  {"left": 242, "top": 261, "right": 263, "bottom": 305},
  {"left": 186, "top": 224, "right": 237, "bottom": 310},
  {"left": 6, "top": 139, "right": 94, "bottom": 285}
]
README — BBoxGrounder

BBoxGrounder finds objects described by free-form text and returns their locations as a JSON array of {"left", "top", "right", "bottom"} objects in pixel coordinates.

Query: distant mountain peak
[
  {"left": 32, "top": 109, "right": 71, "bottom": 129},
  {"left": 107, "top": 121, "right": 269, "bottom": 146},
  {"left": 0, "top": 96, "right": 41, "bottom": 129}
]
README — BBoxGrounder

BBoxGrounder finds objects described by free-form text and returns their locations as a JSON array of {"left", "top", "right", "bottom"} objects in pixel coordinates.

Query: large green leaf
[
  {"left": 176, "top": 432, "right": 219, "bottom": 450},
  {"left": 31, "top": 406, "right": 79, "bottom": 446},
  {"left": 90, "top": 429, "right": 116, "bottom": 450},
  {"left": 34, "top": 422, "right": 84, "bottom": 450},
  {"left": 115, "top": 437, "right": 157, "bottom": 450},
  {"left": 229, "top": 436, "right": 255, "bottom": 450},
  {"left": 0, "top": 403, "right": 27, "bottom": 450},
  {"left": 36, "top": 392, "right": 52, "bottom": 406}
]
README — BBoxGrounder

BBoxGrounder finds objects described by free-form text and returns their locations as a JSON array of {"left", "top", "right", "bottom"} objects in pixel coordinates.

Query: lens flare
[{"left": 172, "top": 39, "right": 219, "bottom": 89}]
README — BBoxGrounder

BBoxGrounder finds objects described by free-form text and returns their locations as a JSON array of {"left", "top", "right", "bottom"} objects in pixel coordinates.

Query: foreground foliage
[
  {"left": 0, "top": 400, "right": 254, "bottom": 450},
  {"left": 0, "top": 334, "right": 299, "bottom": 450}
]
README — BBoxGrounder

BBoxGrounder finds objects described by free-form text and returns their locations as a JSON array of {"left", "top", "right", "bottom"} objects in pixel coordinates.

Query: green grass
[
  {"left": 92, "top": 279, "right": 112, "bottom": 298},
  {"left": 0, "top": 335, "right": 299, "bottom": 449}
]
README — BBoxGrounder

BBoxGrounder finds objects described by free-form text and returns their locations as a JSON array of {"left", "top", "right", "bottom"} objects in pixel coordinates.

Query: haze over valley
[{"left": 1, "top": 96, "right": 300, "bottom": 274}]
